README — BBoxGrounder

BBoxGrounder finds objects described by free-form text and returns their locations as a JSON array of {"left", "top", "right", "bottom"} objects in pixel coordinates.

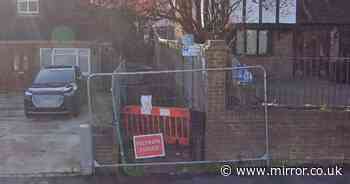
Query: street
[{"left": 0, "top": 174, "right": 348, "bottom": 184}]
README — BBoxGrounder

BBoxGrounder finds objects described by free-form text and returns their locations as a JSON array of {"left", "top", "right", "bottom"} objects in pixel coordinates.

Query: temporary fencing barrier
[
  {"left": 122, "top": 105, "right": 191, "bottom": 146},
  {"left": 87, "top": 65, "right": 269, "bottom": 168}
]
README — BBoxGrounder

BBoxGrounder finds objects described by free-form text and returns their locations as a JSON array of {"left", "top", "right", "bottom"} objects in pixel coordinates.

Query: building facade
[
  {"left": 0, "top": 0, "right": 118, "bottom": 91},
  {"left": 230, "top": 0, "right": 350, "bottom": 59}
]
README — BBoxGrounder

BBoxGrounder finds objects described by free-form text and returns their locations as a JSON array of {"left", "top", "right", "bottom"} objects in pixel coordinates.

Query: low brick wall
[{"left": 206, "top": 109, "right": 350, "bottom": 164}]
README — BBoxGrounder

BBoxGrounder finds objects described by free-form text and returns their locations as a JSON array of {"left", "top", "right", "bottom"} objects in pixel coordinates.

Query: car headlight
[
  {"left": 63, "top": 83, "right": 77, "bottom": 94},
  {"left": 25, "top": 90, "right": 33, "bottom": 96},
  {"left": 63, "top": 86, "right": 73, "bottom": 93}
]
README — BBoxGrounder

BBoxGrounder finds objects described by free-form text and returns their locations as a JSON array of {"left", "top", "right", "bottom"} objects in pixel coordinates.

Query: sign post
[{"left": 133, "top": 133, "right": 166, "bottom": 159}]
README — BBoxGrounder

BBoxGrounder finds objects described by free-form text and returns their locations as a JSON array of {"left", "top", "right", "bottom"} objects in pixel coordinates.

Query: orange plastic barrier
[{"left": 122, "top": 105, "right": 191, "bottom": 146}]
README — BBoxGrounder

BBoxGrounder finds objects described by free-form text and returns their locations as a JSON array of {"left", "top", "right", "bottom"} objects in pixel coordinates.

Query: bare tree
[
  {"left": 144, "top": 0, "right": 244, "bottom": 42},
  {"left": 83, "top": 0, "right": 243, "bottom": 42},
  {"left": 83, "top": 0, "right": 297, "bottom": 43}
]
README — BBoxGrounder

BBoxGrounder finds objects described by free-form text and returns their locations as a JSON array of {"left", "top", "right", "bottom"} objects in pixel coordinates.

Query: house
[
  {"left": 223, "top": 0, "right": 350, "bottom": 109},
  {"left": 228, "top": 0, "right": 350, "bottom": 67},
  {"left": 0, "top": 0, "right": 118, "bottom": 92},
  {"left": 166, "top": 0, "right": 350, "bottom": 66}
]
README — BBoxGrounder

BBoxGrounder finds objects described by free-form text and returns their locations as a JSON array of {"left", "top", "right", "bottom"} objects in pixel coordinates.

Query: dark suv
[{"left": 24, "top": 66, "right": 82, "bottom": 117}]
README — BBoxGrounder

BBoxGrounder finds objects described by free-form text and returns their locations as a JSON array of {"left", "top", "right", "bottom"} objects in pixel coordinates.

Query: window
[
  {"left": 246, "top": 30, "right": 258, "bottom": 54},
  {"left": 246, "top": 0, "right": 259, "bottom": 23},
  {"left": 236, "top": 29, "right": 270, "bottom": 55},
  {"left": 17, "top": 0, "right": 39, "bottom": 15},
  {"left": 230, "top": 0, "right": 244, "bottom": 23},
  {"left": 34, "top": 69, "right": 75, "bottom": 84},
  {"left": 262, "top": 0, "right": 277, "bottom": 23},
  {"left": 279, "top": 0, "right": 297, "bottom": 23},
  {"left": 40, "top": 48, "right": 91, "bottom": 75},
  {"left": 258, "top": 30, "right": 268, "bottom": 54},
  {"left": 230, "top": 0, "right": 296, "bottom": 24}
]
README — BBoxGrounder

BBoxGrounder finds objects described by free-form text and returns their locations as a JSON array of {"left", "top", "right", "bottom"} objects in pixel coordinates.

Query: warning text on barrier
[{"left": 133, "top": 133, "right": 166, "bottom": 159}]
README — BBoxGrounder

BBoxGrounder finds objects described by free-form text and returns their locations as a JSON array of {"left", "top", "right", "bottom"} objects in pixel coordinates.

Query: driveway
[{"left": 0, "top": 93, "right": 90, "bottom": 176}]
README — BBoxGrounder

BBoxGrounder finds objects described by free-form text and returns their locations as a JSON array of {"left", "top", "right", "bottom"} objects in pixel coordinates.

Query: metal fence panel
[
  {"left": 235, "top": 57, "right": 350, "bottom": 109},
  {"left": 87, "top": 66, "right": 269, "bottom": 169}
]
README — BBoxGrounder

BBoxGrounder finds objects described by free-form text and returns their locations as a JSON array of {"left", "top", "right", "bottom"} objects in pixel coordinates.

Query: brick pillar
[
  {"left": 204, "top": 40, "right": 231, "bottom": 160},
  {"left": 204, "top": 40, "right": 229, "bottom": 115}
]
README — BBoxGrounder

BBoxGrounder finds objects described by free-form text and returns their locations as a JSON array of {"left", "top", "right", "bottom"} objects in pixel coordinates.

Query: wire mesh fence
[
  {"left": 226, "top": 57, "right": 350, "bottom": 109},
  {"left": 226, "top": 64, "right": 266, "bottom": 110},
  {"left": 102, "top": 66, "right": 269, "bottom": 170},
  {"left": 88, "top": 75, "right": 114, "bottom": 126},
  {"left": 113, "top": 70, "right": 204, "bottom": 166},
  {"left": 86, "top": 56, "right": 350, "bottom": 173},
  {"left": 259, "top": 57, "right": 350, "bottom": 109}
]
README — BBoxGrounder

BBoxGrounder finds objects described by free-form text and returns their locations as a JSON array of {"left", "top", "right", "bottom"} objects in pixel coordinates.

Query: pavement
[
  {"left": 0, "top": 174, "right": 348, "bottom": 184},
  {"left": 0, "top": 93, "right": 90, "bottom": 176}
]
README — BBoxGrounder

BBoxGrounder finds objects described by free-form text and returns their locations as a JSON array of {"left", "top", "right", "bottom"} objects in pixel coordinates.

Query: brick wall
[{"left": 204, "top": 40, "right": 350, "bottom": 164}]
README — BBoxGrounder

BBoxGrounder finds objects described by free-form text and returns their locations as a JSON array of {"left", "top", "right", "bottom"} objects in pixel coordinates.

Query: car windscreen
[{"left": 34, "top": 69, "right": 74, "bottom": 84}]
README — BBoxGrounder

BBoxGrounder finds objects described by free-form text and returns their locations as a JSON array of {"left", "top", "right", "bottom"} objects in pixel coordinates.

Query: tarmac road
[{"left": 0, "top": 174, "right": 348, "bottom": 184}]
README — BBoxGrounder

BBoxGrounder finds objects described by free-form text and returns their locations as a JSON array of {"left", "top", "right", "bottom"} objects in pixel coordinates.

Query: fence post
[{"left": 80, "top": 124, "right": 94, "bottom": 175}]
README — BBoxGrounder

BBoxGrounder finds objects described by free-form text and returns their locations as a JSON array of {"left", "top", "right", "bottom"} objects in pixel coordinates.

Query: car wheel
[
  {"left": 71, "top": 110, "right": 79, "bottom": 117},
  {"left": 71, "top": 105, "right": 80, "bottom": 117},
  {"left": 24, "top": 111, "right": 32, "bottom": 119}
]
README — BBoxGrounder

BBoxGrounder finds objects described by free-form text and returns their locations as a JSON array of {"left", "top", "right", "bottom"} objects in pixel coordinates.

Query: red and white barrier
[{"left": 122, "top": 105, "right": 191, "bottom": 146}]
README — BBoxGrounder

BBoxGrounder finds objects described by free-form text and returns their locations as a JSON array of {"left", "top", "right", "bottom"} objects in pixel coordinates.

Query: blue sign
[
  {"left": 233, "top": 64, "right": 254, "bottom": 84},
  {"left": 181, "top": 34, "right": 194, "bottom": 46},
  {"left": 182, "top": 45, "right": 201, "bottom": 57}
]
